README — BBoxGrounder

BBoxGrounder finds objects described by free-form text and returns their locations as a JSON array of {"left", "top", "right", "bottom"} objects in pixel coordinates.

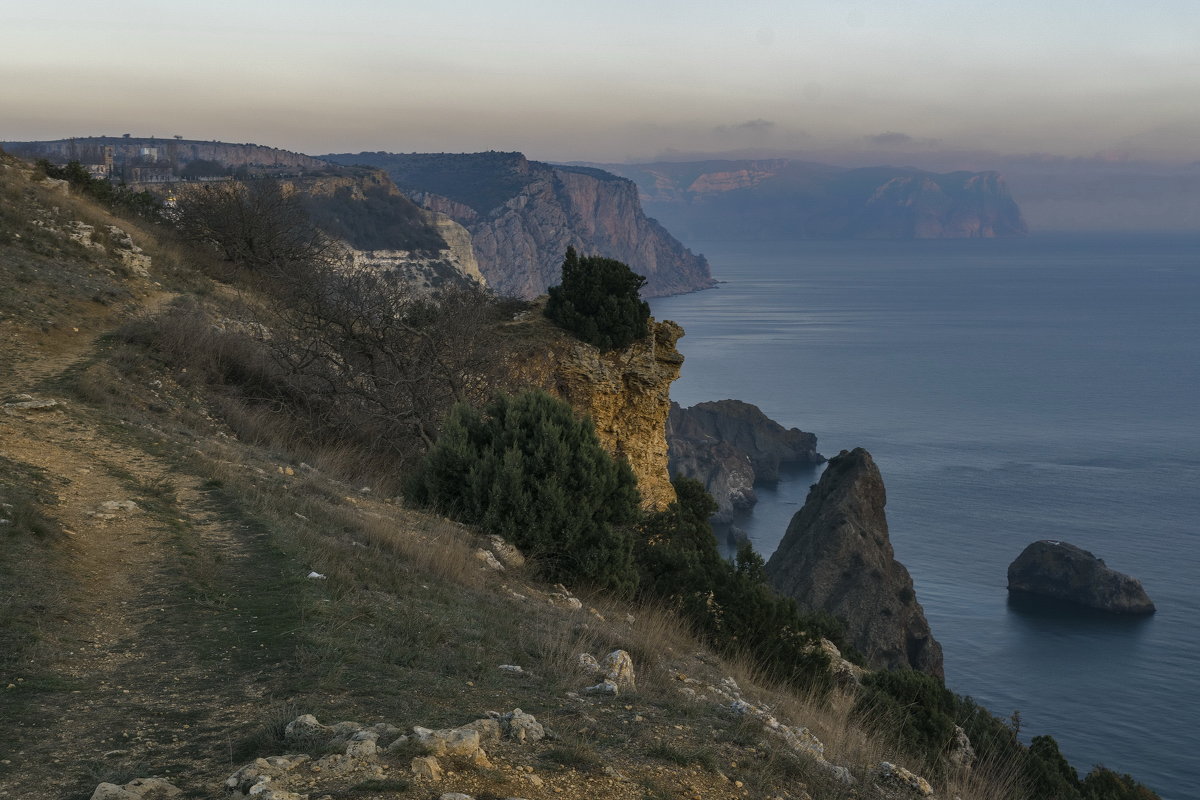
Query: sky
[{"left": 4, "top": 0, "right": 1200, "bottom": 165}]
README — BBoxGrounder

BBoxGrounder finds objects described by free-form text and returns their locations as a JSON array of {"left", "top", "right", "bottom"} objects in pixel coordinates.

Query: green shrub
[
  {"left": 544, "top": 247, "right": 650, "bottom": 350},
  {"left": 855, "top": 668, "right": 958, "bottom": 763},
  {"left": 1081, "top": 766, "right": 1161, "bottom": 800},
  {"left": 407, "top": 391, "right": 640, "bottom": 592},
  {"left": 637, "top": 478, "right": 842, "bottom": 691},
  {"left": 1024, "top": 735, "right": 1082, "bottom": 800}
]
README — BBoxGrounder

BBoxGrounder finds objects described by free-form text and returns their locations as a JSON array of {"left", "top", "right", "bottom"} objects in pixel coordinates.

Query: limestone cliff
[
  {"left": 3, "top": 136, "right": 329, "bottom": 176},
  {"left": 667, "top": 400, "right": 824, "bottom": 521},
  {"left": 587, "top": 159, "right": 1027, "bottom": 241},
  {"left": 321, "top": 151, "right": 716, "bottom": 299},
  {"left": 282, "top": 172, "right": 483, "bottom": 289},
  {"left": 503, "top": 307, "right": 684, "bottom": 510},
  {"left": 765, "top": 448, "right": 944, "bottom": 678}
]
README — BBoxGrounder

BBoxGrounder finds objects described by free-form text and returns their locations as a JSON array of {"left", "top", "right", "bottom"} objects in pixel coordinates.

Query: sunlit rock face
[{"left": 508, "top": 311, "right": 685, "bottom": 511}]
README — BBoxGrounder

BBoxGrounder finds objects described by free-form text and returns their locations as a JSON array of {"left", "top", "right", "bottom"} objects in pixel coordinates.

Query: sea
[{"left": 648, "top": 233, "right": 1200, "bottom": 800}]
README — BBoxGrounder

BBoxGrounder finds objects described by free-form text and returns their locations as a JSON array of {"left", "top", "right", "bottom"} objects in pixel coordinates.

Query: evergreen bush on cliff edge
[
  {"left": 637, "top": 477, "right": 845, "bottom": 691},
  {"left": 544, "top": 247, "right": 650, "bottom": 350},
  {"left": 406, "top": 390, "right": 640, "bottom": 593}
]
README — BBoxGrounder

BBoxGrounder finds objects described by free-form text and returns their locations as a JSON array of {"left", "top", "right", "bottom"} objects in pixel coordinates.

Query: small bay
[{"left": 650, "top": 233, "right": 1200, "bottom": 800}]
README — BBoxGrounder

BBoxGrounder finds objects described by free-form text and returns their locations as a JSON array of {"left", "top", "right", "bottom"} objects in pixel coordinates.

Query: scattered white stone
[
  {"left": 497, "top": 708, "right": 545, "bottom": 743},
  {"left": 584, "top": 679, "right": 619, "bottom": 696},
  {"left": 487, "top": 534, "right": 526, "bottom": 567},
  {"left": 461, "top": 717, "right": 501, "bottom": 745},
  {"left": 411, "top": 725, "right": 483, "bottom": 757},
  {"left": 949, "top": 724, "right": 976, "bottom": 770},
  {"left": 92, "top": 500, "right": 140, "bottom": 519},
  {"left": 3, "top": 397, "right": 60, "bottom": 414},
  {"left": 603, "top": 649, "right": 636, "bottom": 692},
  {"left": 226, "top": 755, "right": 311, "bottom": 797},
  {"left": 345, "top": 729, "right": 378, "bottom": 760},
  {"left": 474, "top": 548, "right": 504, "bottom": 571},
  {"left": 284, "top": 713, "right": 332, "bottom": 742},
  {"left": 411, "top": 755, "right": 443, "bottom": 781},
  {"left": 306, "top": 571, "right": 326, "bottom": 579},
  {"left": 438, "top": 793, "right": 474, "bottom": 800},
  {"left": 577, "top": 652, "right": 601, "bottom": 673},
  {"left": 876, "top": 762, "right": 933, "bottom": 796},
  {"left": 827, "top": 764, "right": 856, "bottom": 785},
  {"left": 498, "top": 664, "right": 525, "bottom": 674},
  {"left": 90, "top": 778, "right": 182, "bottom": 800}
]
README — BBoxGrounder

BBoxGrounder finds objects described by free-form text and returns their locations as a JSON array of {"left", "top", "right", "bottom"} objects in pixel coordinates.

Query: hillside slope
[{"left": 0, "top": 149, "right": 1155, "bottom": 800}]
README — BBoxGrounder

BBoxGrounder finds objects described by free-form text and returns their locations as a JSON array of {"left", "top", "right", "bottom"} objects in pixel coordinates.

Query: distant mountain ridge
[
  {"left": 580, "top": 158, "right": 1028, "bottom": 240},
  {"left": 322, "top": 151, "right": 716, "bottom": 298}
]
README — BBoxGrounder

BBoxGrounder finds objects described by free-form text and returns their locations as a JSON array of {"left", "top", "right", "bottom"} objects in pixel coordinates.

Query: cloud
[{"left": 865, "top": 131, "right": 914, "bottom": 146}]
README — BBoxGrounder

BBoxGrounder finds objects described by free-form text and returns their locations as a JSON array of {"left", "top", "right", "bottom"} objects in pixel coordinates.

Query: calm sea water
[{"left": 649, "top": 234, "right": 1200, "bottom": 800}]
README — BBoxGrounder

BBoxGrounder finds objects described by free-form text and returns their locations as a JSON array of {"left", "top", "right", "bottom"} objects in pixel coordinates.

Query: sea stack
[
  {"left": 1007, "top": 540, "right": 1156, "bottom": 614},
  {"left": 765, "top": 448, "right": 944, "bottom": 679}
]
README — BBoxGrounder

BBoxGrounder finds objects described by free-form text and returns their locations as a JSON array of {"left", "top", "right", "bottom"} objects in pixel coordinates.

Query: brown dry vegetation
[{"left": 0, "top": 150, "right": 1029, "bottom": 800}]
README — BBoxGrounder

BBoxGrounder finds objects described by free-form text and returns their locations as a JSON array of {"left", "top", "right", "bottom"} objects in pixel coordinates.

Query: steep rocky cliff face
[
  {"left": 1008, "top": 540, "right": 1156, "bottom": 614},
  {"left": 4, "top": 136, "right": 329, "bottom": 172},
  {"left": 322, "top": 151, "right": 716, "bottom": 299},
  {"left": 282, "top": 171, "right": 483, "bottom": 289},
  {"left": 588, "top": 159, "right": 1027, "bottom": 241},
  {"left": 504, "top": 308, "right": 684, "bottom": 510},
  {"left": 666, "top": 400, "right": 823, "bottom": 521},
  {"left": 765, "top": 448, "right": 944, "bottom": 678}
]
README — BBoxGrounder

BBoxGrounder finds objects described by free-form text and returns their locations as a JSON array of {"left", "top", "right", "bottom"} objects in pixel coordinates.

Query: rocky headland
[
  {"left": 666, "top": 399, "right": 824, "bottom": 521},
  {"left": 322, "top": 151, "right": 717, "bottom": 299},
  {"left": 586, "top": 158, "right": 1028, "bottom": 242},
  {"left": 765, "top": 448, "right": 944, "bottom": 678},
  {"left": 503, "top": 305, "right": 685, "bottom": 511},
  {"left": 1007, "top": 540, "right": 1156, "bottom": 614}
]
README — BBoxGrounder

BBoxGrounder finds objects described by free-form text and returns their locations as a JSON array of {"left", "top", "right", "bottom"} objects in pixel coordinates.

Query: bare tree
[
  {"left": 173, "top": 176, "right": 509, "bottom": 463},
  {"left": 173, "top": 179, "right": 337, "bottom": 275},
  {"left": 266, "top": 257, "right": 506, "bottom": 453}
]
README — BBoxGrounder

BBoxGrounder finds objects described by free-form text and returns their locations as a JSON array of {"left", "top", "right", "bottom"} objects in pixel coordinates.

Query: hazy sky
[{"left": 4, "top": 1, "right": 1199, "bottom": 164}]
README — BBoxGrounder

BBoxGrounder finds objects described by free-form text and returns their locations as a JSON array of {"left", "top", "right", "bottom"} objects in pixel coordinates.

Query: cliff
[
  {"left": 667, "top": 400, "right": 824, "bottom": 521},
  {"left": 765, "top": 448, "right": 944, "bottom": 678},
  {"left": 321, "top": 151, "right": 716, "bottom": 299},
  {"left": 586, "top": 158, "right": 1028, "bottom": 241},
  {"left": 1008, "top": 540, "right": 1156, "bottom": 614},
  {"left": 3, "top": 136, "right": 330, "bottom": 177},
  {"left": 282, "top": 171, "right": 483, "bottom": 289},
  {"left": 502, "top": 306, "right": 684, "bottom": 510}
]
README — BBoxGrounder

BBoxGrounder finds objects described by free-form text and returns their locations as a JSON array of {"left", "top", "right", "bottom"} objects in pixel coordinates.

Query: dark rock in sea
[
  {"left": 666, "top": 400, "right": 823, "bottom": 522},
  {"left": 765, "top": 448, "right": 944, "bottom": 678},
  {"left": 1007, "top": 540, "right": 1156, "bottom": 614}
]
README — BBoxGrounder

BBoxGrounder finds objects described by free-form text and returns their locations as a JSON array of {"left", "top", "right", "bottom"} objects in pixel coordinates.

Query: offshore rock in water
[
  {"left": 1007, "top": 540, "right": 1156, "bottom": 614},
  {"left": 765, "top": 448, "right": 944, "bottom": 678}
]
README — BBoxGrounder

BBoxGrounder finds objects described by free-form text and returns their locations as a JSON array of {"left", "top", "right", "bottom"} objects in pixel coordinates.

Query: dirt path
[{"left": 0, "top": 293, "right": 291, "bottom": 798}]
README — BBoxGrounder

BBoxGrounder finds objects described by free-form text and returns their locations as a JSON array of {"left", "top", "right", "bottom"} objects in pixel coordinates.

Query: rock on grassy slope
[{"left": 1, "top": 148, "right": 1022, "bottom": 800}]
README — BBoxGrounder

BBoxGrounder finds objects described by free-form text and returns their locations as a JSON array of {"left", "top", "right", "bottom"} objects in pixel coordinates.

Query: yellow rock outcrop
[{"left": 505, "top": 309, "right": 684, "bottom": 510}]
